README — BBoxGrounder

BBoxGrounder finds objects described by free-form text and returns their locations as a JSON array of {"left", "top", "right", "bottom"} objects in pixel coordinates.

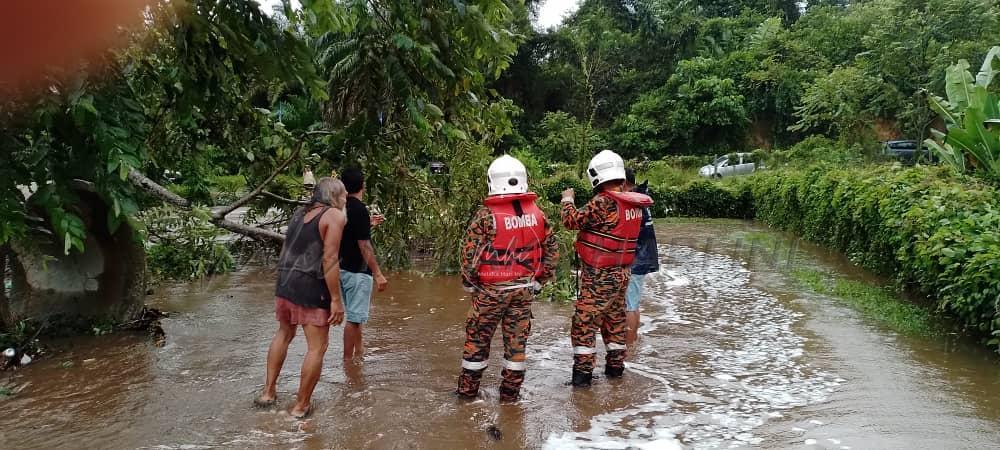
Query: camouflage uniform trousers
[
  {"left": 457, "top": 286, "right": 534, "bottom": 401},
  {"left": 571, "top": 264, "right": 630, "bottom": 374}
]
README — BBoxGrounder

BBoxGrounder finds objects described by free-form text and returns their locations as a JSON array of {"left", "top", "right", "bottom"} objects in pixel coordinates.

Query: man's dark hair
[
  {"left": 341, "top": 167, "right": 365, "bottom": 194},
  {"left": 625, "top": 168, "right": 636, "bottom": 185}
]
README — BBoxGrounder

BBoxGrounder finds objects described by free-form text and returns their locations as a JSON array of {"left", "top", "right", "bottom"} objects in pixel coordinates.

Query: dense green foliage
[
  {"left": 0, "top": 0, "right": 527, "bottom": 277},
  {"left": 753, "top": 165, "right": 1000, "bottom": 350},
  {"left": 1, "top": 0, "right": 324, "bottom": 255},
  {"left": 648, "top": 160, "right": 999, "bottom": 351},
  {"left": 1, "top": 0, "right": 998, "bottom": 356},
  {"left": 653, "top": 164, "right": 998, "bottom": 351},
  {"left": 499, "top": 0, "right": 999, "bottom": 161},
  {"left": 143, "top": 207, "right": 235, "bottom": 280},
  {"left": 924, "top": 47, "right": 1000, "bottom": 181}
]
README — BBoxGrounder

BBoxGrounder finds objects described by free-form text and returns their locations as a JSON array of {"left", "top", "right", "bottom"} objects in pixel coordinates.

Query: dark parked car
[
  {"left": 882, "top": 140, "right": 937, "bottom": 164},
  {"left": 429, "top": 161, "right": 448, "bottom": 174}
]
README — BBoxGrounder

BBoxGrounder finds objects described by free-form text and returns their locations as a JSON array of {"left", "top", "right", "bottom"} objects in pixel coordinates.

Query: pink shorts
[{"left": 275, "top": 297, "right": 329, "bottom": 327}]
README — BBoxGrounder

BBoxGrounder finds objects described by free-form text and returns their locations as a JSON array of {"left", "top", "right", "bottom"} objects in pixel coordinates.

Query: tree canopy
[
  {"left": 498, "top": 0, "right": 999, "bottom": 158},
  {"left": 1, "top": 0, "right": 998, "bottom": 273}
]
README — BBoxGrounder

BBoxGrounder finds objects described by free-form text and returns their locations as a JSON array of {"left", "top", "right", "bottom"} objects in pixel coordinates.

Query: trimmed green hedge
[
  {"left": 647, "top": 180, "right": 753, "bottom": 219},
  {"left": 647, "top": 165, "right": 1000, "bottom": 350},
  {"left": 750, "top": 166, "right": 1000, "bottom": 350}
]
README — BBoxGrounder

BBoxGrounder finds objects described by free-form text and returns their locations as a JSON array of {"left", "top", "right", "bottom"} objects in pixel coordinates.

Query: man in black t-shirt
[{"left": 339, "top": 168, "right": 388, "bottom": 361}]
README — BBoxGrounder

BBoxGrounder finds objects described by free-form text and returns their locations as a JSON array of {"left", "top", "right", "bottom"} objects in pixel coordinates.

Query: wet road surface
[{"left": 3, "top": 221, "right": 999, "bottom": 449}]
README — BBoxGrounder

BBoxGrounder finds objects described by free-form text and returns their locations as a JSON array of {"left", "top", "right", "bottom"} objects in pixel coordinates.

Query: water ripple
[{"left": 546, "top": 245, "right": 842, "bottom": 449}]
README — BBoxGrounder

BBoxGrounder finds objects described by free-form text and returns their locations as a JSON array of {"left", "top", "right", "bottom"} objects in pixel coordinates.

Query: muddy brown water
[{"left": 3, "top": 221, "right": 1000, "bottom": 449}]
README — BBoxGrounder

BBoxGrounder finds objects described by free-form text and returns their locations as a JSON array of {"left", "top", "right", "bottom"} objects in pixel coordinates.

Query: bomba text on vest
[{"left": 503, "top": 214, "right": 539, "bottom": 230}]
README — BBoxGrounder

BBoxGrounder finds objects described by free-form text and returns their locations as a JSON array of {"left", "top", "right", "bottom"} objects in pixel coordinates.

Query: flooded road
[{"left": 3, "top": 221, "right": 1000, "bottom": 449}]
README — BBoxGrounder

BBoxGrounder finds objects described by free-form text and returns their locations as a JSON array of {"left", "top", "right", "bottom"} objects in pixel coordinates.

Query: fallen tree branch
[
  {"left": 128, "top": 169, "right": 190, "bottom": 208},
  {"left": 212, "top": 150, "right": 299, "bottom": 221},
  {"left": 215, "top": 219, "right": 285, "bottom": 242},
  {"left": 128, "top": 168, "right": 285, "bottom": 243},
  {"left": 261, "top": 190, "right": 310, "bottom": 205}
]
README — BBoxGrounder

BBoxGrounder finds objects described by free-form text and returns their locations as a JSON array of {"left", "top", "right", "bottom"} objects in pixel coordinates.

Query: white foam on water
[{"left": 544, "top": 245, "right": 842, "bottom": 449}]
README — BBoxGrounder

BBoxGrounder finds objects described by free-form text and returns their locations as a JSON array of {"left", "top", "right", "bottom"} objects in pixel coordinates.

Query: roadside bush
[
  {"left": 208, "top": 174, "right": 247, "bottom": 204},
  {"left": 750, "top": 165, "right": 1000, "bottom": 351},
  {"left": 649, "top": 179, "right": 753, "bottom": 219},
  {"left": 638, "top": 160, "right": 697, "bottom": 188},
  {"left": 513, "top": 148, "right": 554, "bottom": 179},
  {"left": 765, "top": 135, "right": 867, "bottom": 168},
  {"left": 270, "top": 174, "right": 306, "bottom": 201},
  {"left": 536, "top": 171, "right": 592, "bottom": 204},
  {"left": 165, "top": 183, "right": 190, "bottom": 199},
  {"left": 662, "top": 155, "right": 712, "bottom": 170}
]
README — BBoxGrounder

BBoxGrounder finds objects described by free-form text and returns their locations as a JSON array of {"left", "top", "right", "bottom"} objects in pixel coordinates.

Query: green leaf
[
  {"left": 392, "top": 33, "right": 415, "bottom": 50},
  {"left": 975, "top": 46, "right": 1000, "bottom": 88},
  {"left": 107, "top": 209, "right": 122, "bottom": 235},
  {"left": 984, "top": 93, "right": 1000, "bottom": 120},
  {"left": 928, "top": 93, "right": 960, "bottom": 126},
  {"left": 925, "top": 139, "right": 965, "bottom": 173},
  {"left": 77, "top": 95, "right": 98, "bottom": 116},
  {"left": 72, "top": 95, "right": 100, "bottom": 126},
  {"left": 425, "top": 103, "right": 444, "bottom": 118},
  {"left": 945, "top": 60, "right": 975, "bottom": 112},
  {"left": 961, "top": 108, "right": 999, "bottom": 169},
  {"left": 406, "top": 98, "right": 430, "bottom": 132},
  {"left": 107, "top": 158, "right": 121, "bottom": 175}
]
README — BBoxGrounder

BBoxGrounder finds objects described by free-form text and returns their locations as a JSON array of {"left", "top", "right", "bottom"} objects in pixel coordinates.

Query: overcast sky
[{"left": 257, "top": 0, "right": 580, "bottom": 30}]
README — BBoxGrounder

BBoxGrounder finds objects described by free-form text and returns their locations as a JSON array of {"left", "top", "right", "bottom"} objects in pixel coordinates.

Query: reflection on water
[
  {"left": 2, "top": 221, "right": 999, "bottom": 449},
  {"left": 546, "top": 246, "right": 843, "bottom": 449}
]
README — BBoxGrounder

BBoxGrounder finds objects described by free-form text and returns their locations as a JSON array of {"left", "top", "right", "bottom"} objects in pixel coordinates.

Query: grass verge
[
  {"left": 791, "top": 268, "right": 938, "bottom": 337},
  {"left": 654, "top": 217, "right": 747, "bottom": 225}
]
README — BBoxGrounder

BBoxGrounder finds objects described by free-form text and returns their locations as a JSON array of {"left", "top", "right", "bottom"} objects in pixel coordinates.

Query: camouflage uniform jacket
[
  {"left": 560, "top": 193, "right": 620, "bottom": 241},
  {"left": 460, "top": 205, "right": 559, "bottom": 290}
]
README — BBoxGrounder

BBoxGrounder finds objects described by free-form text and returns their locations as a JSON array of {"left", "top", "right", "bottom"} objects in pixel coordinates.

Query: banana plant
[{"left": 924, "top": 46, "right": 1000, "bottom": 179}]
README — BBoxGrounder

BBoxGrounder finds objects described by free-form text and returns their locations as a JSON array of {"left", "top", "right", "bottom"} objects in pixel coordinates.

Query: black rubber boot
[
  {"left": 571, "top": 369, "right": 593, "bottom": 387},
  {"left": 604, "top": 365, "right": 625, "bottom": 378}
]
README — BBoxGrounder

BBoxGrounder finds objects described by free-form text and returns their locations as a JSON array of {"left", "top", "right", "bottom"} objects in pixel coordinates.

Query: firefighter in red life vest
[
  {"left": 456, "top": 155, "right": 560, "bottom": 402},
  {"left": 561, "top": 150, "right": 653, "bottom": 387}
]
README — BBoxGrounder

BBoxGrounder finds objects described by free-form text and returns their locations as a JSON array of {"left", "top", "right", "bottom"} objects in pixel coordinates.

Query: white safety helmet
[
  {"left": 586, "top": 150, "right": 626, "bottom": 188},
  {"left": 487, "top": 155, "right": 528, "bottom": 195}
]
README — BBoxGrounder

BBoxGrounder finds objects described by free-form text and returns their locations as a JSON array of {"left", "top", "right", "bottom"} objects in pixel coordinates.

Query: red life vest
[
  {"left": 476, "top": 192, "right": 546, "bottom": 283},
  {"left": 575, "top": 190, "right": 654, "bottom": 268}
]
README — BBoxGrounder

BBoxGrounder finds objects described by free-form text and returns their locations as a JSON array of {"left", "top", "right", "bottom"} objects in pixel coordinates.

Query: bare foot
[
  {"left": 254, "top": 392, "right": 277, "bottom": 408},
  {"left": 290, "top": 403, "right": 313, "bottom": 419},
  {"left": 344, "top": 346, "right": 365, "bottom": 363}
]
